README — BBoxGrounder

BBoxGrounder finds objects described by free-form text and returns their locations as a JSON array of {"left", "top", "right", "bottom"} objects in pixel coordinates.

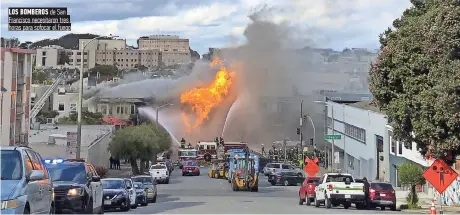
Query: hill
[{"left": 27, "top": 33, "right": 100, "bottom": 49}]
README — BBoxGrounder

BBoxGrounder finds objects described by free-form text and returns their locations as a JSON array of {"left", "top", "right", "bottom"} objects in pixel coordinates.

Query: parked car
[
  {"left": 182, "top": 161, "right": 200, "bottom": 176},
  {"left": 149, "top": 164, "right": 170, "bottom": 184},
  {"left": 133, "top": 182, "right": 148, "bottom": 206},
  {"left": 102, "top": 178, "right": 131, "bottom": 211},
  {"left": 124, "top": 178, "right": 137, "bottom": 209},
  {"left": 45, "top": 158, "right": 103, "bottom": 214},
  {"left": 1, "top": 146, "right": 54, "bottom": 214},
  {"left": 263, "top": 163, "right": 303, "bottom": 176},
  {"left": 268, "top": 171, "right": 304, "bottom": 186},
  {"left": 368, "top": 182, "right": 397, "bottom": 211},
  {"left": 131, "top": 175, "right": 157, "bottom": 203},
  {"left": 298, "top": 176, "right": 320, "bottom": 205}
]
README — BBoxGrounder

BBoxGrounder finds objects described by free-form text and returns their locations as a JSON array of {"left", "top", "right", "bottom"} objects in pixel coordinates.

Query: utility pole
[
  {"left": 331, "top": 104, "right": 335, "bottom": 171},
  {"left": 300, "top": 100, "right": 304, "bottom": 163}
]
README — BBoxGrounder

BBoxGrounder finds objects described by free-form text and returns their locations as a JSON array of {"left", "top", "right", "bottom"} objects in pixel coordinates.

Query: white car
[
  {"left": 314, "top": 173, "right": 366, "bottom": 209},
  {"left": 124, "top": 178, "right": 137, "bottom": 209},
  {"left": 263, "top": 163, "right": 303, "bottom": 176},
  {"left": 149, "top": 164, "right": 170, "bottom": 184}
]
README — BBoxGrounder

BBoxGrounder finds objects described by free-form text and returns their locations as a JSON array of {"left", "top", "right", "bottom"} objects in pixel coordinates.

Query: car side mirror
[
  {"left": 28, "top": 170, "right": 45, "bottom": 181},
  {"left": 91, "top": 176, "right": 101, "bottom": 182}
]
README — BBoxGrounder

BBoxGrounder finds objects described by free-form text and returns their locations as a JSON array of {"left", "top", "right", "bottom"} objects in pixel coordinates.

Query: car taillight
[
  {"left": 370, "top": 188, "right": 375, "bottom": 193},
  {"left": 237, "top": 170, "right": 242, "bottom": 174},
  {"left": 391, "top": 190, "right": 395, "bottom": 194},
  {"left": 276, "top": 175, "right": 281, "bottom": 179},
  {"left": 308, "top": 184, "right": 313, "bottom": 188},
  {"left": 328, "top": 184, "right": 333, "bottom": 191}
]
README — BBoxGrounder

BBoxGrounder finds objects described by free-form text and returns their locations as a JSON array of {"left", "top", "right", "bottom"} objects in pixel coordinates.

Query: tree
[
  {"left": 19, "top": 41, "right": 32, "bottom": 49},
  {"left": 189, "top": 47, "right": 200, "bottom": 61},
  {"left": 57, "top": 110, "right": 103, "bottom": 125},
  {"left": 397, "top": 161, "right": 426, "bottom": 208},
  {"left": 36, "top": 110, "right": 59, "bottom": 124},
  {"left": 108, "top": 124, "right": 171, "bottom": 175},
  {"left": 89, "top": 64, "right": 118, "bottom": 77},
  {"left": 134, "top": 64, "right": 148, "bottom": 71},
  {"left": 58, "top": 50, "right": 70, "bottom": 65},
  {"left": 368, "top": 0, "right": 460, "bottom": 162},
  {"left": 32, "top": 70, "right": 49, "bottom": 84}
]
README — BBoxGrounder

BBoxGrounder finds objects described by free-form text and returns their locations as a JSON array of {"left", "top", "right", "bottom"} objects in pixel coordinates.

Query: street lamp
[
  {"left": 314, "top": 100, "right": 335, "bottom": 170},
  {"left": 305, "top": 115, "right": 316, "bottom": 150},
  {"left": 76, "top": 34, "right": 118, "bottom": 159},
  {"left": 156, "top": 103, "right": 173, "bottom": 129}
]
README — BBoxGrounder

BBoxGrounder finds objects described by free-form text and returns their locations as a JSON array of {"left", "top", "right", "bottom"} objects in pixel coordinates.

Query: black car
[
  {"left": 102, "top": 178, "right": 131, "bottom": 211},
  {"left": 268, "top": 171, "right": 304, "bottom": 186},
  {"left": 131, "top": 175, "right": 157, "bottom": 203},
  {"left": 133, "top": 182, "right": 148, "bottom": 206},
  {"left": 45, "top": 160, "right": 103, "bottom": 214}
]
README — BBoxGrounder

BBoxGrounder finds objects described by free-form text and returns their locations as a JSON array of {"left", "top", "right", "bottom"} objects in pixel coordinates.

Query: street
[{"left": 107, "top": 167, "right": 401, "bottom": 214}]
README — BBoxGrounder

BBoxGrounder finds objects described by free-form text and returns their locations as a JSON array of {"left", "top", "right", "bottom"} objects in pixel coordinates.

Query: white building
[
  {"left": 325, "top": 101, "right": 431, "bottom": 186},
  {"left": 35, "top": 45, "right": 62, "bottom": 68},
  {"left": 52, "top": 86, "right": 78, "bottom": 119},
  {"left": 0, "top": 48, "right": 35, "bottom": 146}
]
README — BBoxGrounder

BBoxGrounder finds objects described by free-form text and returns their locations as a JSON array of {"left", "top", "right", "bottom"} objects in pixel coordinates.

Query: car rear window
[
  {"left": 326, "top": 175, "right": 354, "bottom": 183},
  {"left": 371, "top": 183, "right": 394, "bottom": 190},
  {"left": 282, "top": 164, "right": 290, "bottom": 169},
  {"left": 150, "top": 165, "right": 166, "bottom": 170},
  {"left": 308, "top": 178, "right": 320, "bottom": 183}
]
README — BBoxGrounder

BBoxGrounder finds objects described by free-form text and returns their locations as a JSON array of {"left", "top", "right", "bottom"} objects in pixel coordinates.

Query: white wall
[
  {"left": 0, "top": 53, "right": 12, "bottom": 145},
  {"left": 326, "top": 101, "right": 387, "bottom": 179},
  {"left": 52, "top": 92, "right": 78, "bottom": 118},
  {"left": 35, "top": 48, "right": 59, "bottom": 68}
]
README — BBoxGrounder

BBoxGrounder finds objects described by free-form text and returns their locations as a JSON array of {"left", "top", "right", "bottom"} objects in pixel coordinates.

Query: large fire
[{"left": 180, "top": 57, "right": 236, "bottom": 132}]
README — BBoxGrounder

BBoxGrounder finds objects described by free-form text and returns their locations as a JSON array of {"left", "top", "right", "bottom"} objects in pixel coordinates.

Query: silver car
[
  {"left": 1, "top": 146, "right": 54, "bottom": 214},
  {"left": 263, "top": 163, "right": 304, "bottom": 176}
]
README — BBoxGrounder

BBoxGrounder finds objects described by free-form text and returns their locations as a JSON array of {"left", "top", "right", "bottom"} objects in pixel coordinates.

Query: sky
[{"left": 1, "top": 0, "right": 412, "bottom": 55}]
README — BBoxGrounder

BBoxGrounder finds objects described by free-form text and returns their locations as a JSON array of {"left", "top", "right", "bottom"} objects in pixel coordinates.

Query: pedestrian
[
  {"left": 363, "top": 177, "right": 370, "bottom": 209},
  {"left": 115, "top": 158, "right": 121, "bottom": 170},
  {"left": 109, "top": 156, "right": 114, "bottom": 169}
]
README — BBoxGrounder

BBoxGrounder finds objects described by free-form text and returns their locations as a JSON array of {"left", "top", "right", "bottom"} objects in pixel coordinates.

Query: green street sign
[{"left": 325, "top": 134, "right": 341, "bottom": 140}]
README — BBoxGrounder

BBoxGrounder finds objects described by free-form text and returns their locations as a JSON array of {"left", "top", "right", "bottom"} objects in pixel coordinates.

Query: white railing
[{"left": 30, "top": 72, "right": 66, "bottom": 119}]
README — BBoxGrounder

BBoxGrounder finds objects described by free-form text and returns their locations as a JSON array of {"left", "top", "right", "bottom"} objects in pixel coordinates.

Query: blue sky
[{"left": 1, "top": 0, "right": 412, "bottom": 55}]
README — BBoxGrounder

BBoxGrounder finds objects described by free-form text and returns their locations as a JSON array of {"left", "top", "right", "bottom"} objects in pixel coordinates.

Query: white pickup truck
[
  {"left": 314, "top": 173, "right": 366, "bottom": 209},
  {"left": 149, "top": 164, "right": 170, "bottom": 184}
]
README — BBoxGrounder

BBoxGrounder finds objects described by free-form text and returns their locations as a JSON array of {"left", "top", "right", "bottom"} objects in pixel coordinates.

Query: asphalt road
[{"left": 107, "top": 167, "right": 403, "bottom": 214}]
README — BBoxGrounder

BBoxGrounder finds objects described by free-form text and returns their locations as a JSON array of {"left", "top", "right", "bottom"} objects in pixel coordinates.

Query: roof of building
[
  {"left": 29, "top": 124, "right": 114, "bottom": 159},
  {"left": 347, "top": 101, "right": 385, "bottom": 114}
]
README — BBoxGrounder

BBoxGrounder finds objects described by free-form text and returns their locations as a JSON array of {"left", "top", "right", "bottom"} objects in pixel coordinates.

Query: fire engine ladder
[{"left": 30, "top": 72, "right": 66, "bottom": 119}]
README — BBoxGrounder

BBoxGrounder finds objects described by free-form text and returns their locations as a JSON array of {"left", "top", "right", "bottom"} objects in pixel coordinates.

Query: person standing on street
[{"left": 363, "top": 177, "right": 370, "bottom": 209}]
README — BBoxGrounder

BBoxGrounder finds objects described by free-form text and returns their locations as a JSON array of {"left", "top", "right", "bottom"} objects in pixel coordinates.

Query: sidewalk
[
  {"left": 106, "top": 163, "right": 133, "bottom": 178},
  {"left": 396, "top": 190, "right": 460, "bottom": 213}
]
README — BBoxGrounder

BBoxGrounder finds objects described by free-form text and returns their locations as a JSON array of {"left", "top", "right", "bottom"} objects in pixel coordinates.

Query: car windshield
[
  {"left": 185, "top": 162, "right": 197, "bottom": 166},
  {"left": 150, "top": 165, "right": 166, "bottom": 169},
  {"left": 307, "top": 178, "right": 320, "bottom": 183},
  {"left": 371, "top": 183, "right": 394, "bottom": 190},
  {"left": 132, "top": 177, "right": 153, "bottom": 184},
  {"left": 102, "top": 180, "right": 124, "bottom": 189},
  {"left": 1, "top": 150, "right": 23, "bottom": 180},
  {"left": 46, "top": 163, "right": 86, "bottom": 184},
  {"left": 179, "top": 150, "right": 197, "bottom": 157},
  {"left": 133, "top": 182, "right": 143, "bottom": 189}
]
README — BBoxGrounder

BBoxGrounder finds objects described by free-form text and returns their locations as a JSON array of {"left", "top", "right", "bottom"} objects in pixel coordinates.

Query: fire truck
[
  {"left": 178, "top": 148, "right": 198, "bottom": 169},
  {"left": 197, "top": 141, "right": 218, "bottom": 161}
]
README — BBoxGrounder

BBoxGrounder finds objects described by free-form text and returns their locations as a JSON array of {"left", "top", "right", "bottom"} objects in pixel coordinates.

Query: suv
[
  {"left": 44, "top": 159, "right": 103, "bottom": 213},
  {"left": 263, "top": 163, "right": 303, "bottom": 176},
  {"left": 131, "top": 176, "right": 157, "bottom": 203},
  {"left": 1, "top": 146, "right": 54, "bottom": 214},
  {"left": 368, "top": 182, "right": 397, "bottom": 211}
]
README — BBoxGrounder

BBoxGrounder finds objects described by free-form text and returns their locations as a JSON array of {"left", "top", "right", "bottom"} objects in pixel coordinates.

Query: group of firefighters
[{"left": 261, "top": 143, "right": 329, "bottom": 168}]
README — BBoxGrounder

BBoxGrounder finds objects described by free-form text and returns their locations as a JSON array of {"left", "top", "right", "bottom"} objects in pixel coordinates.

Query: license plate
[
  {"left": 380, "top": 194, "right": 386, "bottom": 196},
  {"left": 104, "top": 200, "right": 111, "bottom": 205},
  {"left": 345, "top": 195, "right": 351, "bottom": 198},
  {"left": 188, "top": 170, "right": 192, "bottom": 172}
]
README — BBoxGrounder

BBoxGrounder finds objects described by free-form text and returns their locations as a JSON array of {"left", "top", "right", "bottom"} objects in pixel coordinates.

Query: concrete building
[
  {"left": 138, "top": 35, "right": 191, "bottom": 66},
  {"left": 88, "top": 97, "right": 150, "bottom": 120},
  {"left": 0, "top": 48, "right": 35, "bottom": 146},
  {"left": 29, "top": 124, "right": 114, "bottom": 168},
  {"left": 77, "top": 39, "right": 127, "bottom": 72},
  {"left": 35, "top": 45, "right": 62, "bottom": 68},
  {"left": 52, "top": 86, "right": 78, "bottom": 118},
  {"left": 95, "top": 49, "right": 161, "bottom": 70}
]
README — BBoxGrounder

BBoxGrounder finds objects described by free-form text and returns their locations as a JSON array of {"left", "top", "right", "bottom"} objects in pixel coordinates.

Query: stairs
[{"left": 30, "top": 72, "right": 66, "bottom": 119}]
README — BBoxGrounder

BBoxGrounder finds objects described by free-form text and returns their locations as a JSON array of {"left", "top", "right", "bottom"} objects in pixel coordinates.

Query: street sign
[
  {"left": 66, "top": 132, "right": 77, "bottom": 157},
  {"left": 325, "top": 135, "right": 341, "bottom": 140},
  {"left": 304, "top": 157, "right": 320, "bottom": 176},
  {"left": 422, "top": 159, "right": 458, "bottom": 194}
]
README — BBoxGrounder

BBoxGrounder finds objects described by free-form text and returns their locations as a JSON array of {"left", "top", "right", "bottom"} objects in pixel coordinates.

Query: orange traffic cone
[{"left": 430, "top": 201, "right": 436, "bottom": 214}]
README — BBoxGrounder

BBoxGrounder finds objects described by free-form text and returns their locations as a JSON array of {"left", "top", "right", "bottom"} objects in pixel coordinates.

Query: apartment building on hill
[{"left": 138, "top": 35, "right": 191, "bottom": 66}]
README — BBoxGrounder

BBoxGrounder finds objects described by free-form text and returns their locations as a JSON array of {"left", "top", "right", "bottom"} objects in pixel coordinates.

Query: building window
[
  {"left": 70, "top": 103, "right": 77, "bottom": 113},
  {"left": 347, "top": 154, "right": 355, "bottom": 170},
  {"left": 108, "top": 105, "right": 113, "bottom": 115},
  {"left": 398, "top": 141, "right": 403, "bottom": 155},
  {"left": 42, "top": 51, "right": 46, "bottom": 56},
  {"left": 58, "top": 103, "right": 65, "bottom": 111},
  {"left": 98, "top": 104, "right": 107, "bottom": 114},
  {"left": 344, "top": 123, "right": 366, "bottom": 142},
  {"left": 41, "top": 57, "right": 46, "bottom": 66},
  {"left": 391, "top": 137, "right": 396, "bottom": 154},
  {"left": 131, "top": 105, "right": 135, "bottom": 115}
]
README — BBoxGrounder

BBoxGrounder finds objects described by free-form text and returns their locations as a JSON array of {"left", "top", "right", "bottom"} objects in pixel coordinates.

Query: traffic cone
[{"left": 430, "top": 201, "right": 436, "bottom": 214}]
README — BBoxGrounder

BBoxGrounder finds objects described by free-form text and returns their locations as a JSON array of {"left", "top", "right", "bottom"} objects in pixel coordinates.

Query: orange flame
[{"left": 180, "top": 57, "right": 235, "bottom": 130}]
